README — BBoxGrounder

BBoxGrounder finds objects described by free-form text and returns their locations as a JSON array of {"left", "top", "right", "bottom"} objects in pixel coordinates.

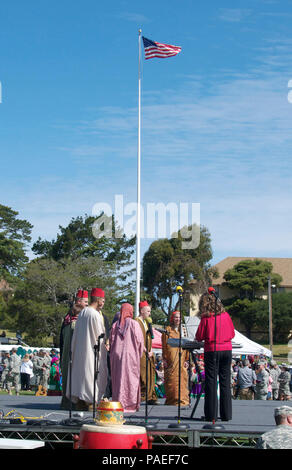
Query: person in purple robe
[
  {"left": 191, "top": 360, "right": 205, "bottom": 398},
  {"left": 109, "top": 303, "right": 145, "bottom": 413}
]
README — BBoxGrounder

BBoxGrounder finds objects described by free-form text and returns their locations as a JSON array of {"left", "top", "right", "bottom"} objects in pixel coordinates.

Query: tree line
[{"left": 0, "top": 203, "right": 291, "bottom": 345}]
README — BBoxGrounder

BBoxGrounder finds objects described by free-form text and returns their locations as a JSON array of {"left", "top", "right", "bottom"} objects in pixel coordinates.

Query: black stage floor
[{"left": 0, "top": 394, "right": 289, "bottom": 434}]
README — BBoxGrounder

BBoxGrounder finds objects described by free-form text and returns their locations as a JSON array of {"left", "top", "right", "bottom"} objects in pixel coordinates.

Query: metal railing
[{"left": 0, "top": 424, "right": 261, "bottom": 449}]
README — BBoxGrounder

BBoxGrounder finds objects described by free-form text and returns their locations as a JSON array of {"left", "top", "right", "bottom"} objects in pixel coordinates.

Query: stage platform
[{"left": 0, "top": 395, "right": 289, "bottom": 449}]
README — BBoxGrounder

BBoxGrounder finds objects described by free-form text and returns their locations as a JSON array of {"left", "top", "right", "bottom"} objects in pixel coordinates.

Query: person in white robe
[{"left": 66, "top": 287, "right": 108, "bottom": 411}]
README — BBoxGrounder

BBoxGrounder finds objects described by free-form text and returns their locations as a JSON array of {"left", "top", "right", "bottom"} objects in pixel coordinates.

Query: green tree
[
  {"left": 8, "top": 256, "right": 120, "bottom": 346},
  {"left": 32, "top": 213, "right": 135, "bottom": 265},
  {"left": 223, "top": 259, "right": 282, "bottom": 337},
  {"left": 5, "top": 211, "right": 137, "bottom": 345},
  {"left": 223, "top": 259, "right": 282, "bottom": 300},
  {"left": 142, "top": 224, "right": 215, "bottom": 317},
  {"left": 0, "top": 204, "right": 33, "bottom": 282},
  {"left": 223, "top": 297, "right": 262, "bottom": 339},
  {"left": 0, "top": 292, "right": 11, "bottom": 329},
  {"left": 253, "top": 292, "right": 292, "bottom": 343},
  {"left": 32, "top": 213, "right": 136, "bottom": 297},
  {"left": 7, "top": 298, "right": 67, "bottom": 347}
]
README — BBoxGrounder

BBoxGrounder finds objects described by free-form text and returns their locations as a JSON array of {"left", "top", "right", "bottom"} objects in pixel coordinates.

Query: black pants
[
  {"left": 204, "top": 350, "right": 232, "bottom": 421},
  {"left": 20, "top": 373, "right": 31, "bottom": 391},
  {"left": 103, "top": 351, "right": 112, "bottom": 399}
]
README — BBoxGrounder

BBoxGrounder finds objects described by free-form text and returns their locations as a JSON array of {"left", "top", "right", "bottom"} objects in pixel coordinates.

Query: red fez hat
[
  {"left": 77, "top": 290, "right": 88, "bottom": 299},
  {"left": 91, "top": 288, "right": 105, "bottom": 298},
  {"left": 139, "top": 300, "right": 149, "bottom": 309},
  {"left": 170, "top": 310, "right": 180, "bottom": 323}
]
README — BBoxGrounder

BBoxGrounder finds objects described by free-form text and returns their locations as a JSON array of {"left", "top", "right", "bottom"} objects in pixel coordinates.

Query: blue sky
[{"left": 1, "top": 0, "right": 292, "bottom": 266}]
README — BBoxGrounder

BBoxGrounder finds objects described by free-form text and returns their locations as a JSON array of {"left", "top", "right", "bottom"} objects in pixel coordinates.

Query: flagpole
[{"left": 135, "top": 29, "right": 142, "bottom": 318}]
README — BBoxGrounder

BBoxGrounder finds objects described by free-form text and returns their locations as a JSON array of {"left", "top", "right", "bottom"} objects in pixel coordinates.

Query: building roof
[{"left": 212, "top": 257, "right": 292, "bottom": 287}]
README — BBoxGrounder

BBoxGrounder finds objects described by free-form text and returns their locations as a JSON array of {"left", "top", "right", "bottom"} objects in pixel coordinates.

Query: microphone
[
  {"left": 155, "top": 327, "right": 169, "bottom": 336},
  {"left": 94, "top": 333, "right": 105, "bottom": 351},
  {"left": 176, "top": 286, "right": 183, "bottom": 295},
  {"left": 208, "top": 287, "right": 219, "bottom": 299},
  {"left": 145, "top": 317, "right": 155, "bottom": 339}
]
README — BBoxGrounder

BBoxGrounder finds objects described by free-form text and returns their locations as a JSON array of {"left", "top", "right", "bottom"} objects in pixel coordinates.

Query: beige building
[{"left": 189, "top": 257, "right": 292, "bottom": 316}]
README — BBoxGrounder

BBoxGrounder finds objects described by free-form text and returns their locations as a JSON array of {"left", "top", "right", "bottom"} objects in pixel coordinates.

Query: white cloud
[
  {"left": 218, "top": 8, "right": 253, "bottom": 23},
  {"left": 7, "top": 36, "right": 292, "bottom": 263},
  {"left": 118, "top": 12, "right": 149, "bottom": 23}
]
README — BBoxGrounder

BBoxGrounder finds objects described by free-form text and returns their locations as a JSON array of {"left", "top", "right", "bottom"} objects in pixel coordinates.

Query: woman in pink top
[{"left": 195, "top": 291, "right": 235, "bottom": 422}]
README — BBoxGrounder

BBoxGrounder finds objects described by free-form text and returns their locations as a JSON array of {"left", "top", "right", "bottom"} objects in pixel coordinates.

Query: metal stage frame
[
  {"left": 0, "top": 423, "right": 261, "bottom": 449},
  {"left": 0, "top": 395, "right": 284, "bottom": 449}
]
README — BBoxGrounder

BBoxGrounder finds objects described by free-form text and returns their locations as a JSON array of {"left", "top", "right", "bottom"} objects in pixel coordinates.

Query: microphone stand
[
  {"left": 144, "top": 325, "right": 157, "bottom": 430},
  {"left": 93, "top": 333, "right": 104, "bottom": 420},
  {"left": 68, "top": 299, "right": 73, "bottom": 421},
  {"left": 189, "top": 350, "right": 205, "bottom": 419},
  {"left": 169, "top": 289, "right": 189, "bottom": 430},
  {"left": 203, "top": 292, "right": 224, "bottom": 430}
]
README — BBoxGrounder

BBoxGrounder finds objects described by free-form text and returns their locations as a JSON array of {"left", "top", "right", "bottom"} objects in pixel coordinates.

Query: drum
[
  {"left": 79, "top": 424, "right": 149, "bottom": 449},
  {"left": 96, "top": 401, "right": 125, "bottom": 426}
]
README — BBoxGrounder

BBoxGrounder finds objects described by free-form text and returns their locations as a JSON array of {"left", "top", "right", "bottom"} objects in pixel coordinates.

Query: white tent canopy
[
  {"left": 183, "top": 316, "right": 272, "bottom": 358},
  {"left": 232, "top": 329, "right": 272, "bottom": 357}
]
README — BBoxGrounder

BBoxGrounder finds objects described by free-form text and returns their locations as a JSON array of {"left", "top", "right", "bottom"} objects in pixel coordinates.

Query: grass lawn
[
  {"left": 0, "top": 389, "right": 35, "bottom": 396},
  {"left": 262, "top": 344, "right": 290, "bottom": 362}
]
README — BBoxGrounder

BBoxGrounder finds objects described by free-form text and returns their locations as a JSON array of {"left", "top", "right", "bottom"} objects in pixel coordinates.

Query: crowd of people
[
  {"left": 231, "top": 357, "right": 292, "bottom": 401},
  {"left": 151, "top": 353, "right": 292, "bottom": 405},
  {"left": 0, "top": 348, "right": 62, "bottom": 396}
]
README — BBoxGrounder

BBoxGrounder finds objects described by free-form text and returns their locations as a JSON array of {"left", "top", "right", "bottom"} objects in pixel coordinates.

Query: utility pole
[{"left": 268, "top": 276, "right": 273, "bottom": 358}]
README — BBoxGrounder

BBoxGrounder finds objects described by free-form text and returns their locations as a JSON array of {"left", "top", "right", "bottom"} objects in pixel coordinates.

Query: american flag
[{"left": 142, "top": 36, "right": 181, "bottom": 60}]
